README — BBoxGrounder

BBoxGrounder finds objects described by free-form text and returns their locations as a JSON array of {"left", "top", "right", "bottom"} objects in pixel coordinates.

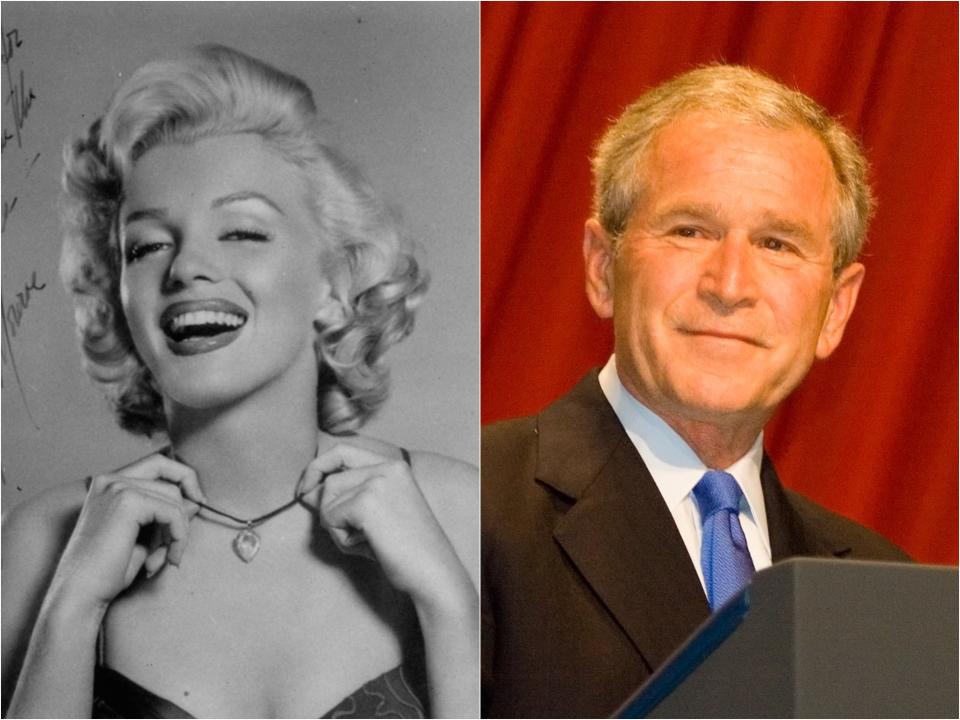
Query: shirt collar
[{"left": 598, "top": 355, "right": 770, "bottom": 551}]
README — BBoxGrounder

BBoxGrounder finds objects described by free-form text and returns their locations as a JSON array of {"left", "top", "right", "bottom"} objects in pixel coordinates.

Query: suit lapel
[
  {"left": 760, "top": 454, "right": 852, "bottom": 559},
  {"left": 537, "top": 372, "right": 710, "bottom": 671}
]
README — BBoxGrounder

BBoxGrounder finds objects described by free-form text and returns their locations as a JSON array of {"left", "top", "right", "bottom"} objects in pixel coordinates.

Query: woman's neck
[{"left": 164, "top": 381, "right": 330, "bottom": 516}]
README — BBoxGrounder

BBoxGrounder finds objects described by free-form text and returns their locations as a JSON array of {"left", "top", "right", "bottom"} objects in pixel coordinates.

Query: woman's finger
[
  {"left": 114, "top": 476, "right": 188, "bottom": 505},
  {"left": 143, "top": 545, "right": 169, "bottom": 578},
  {"left": 318, "top": 468, "right": 412, "bottom": 563},
  {"left": 310, "top": 443, "right": 400, "bottom": 477},
  {"left": 115, "top": 454, "right": 206, "bottom": 504},
  {"left": 315, "top": 468, "right": 390, "bottom": 560},
  {"left": 108, "top": 481, "right": 191, "bottom": 567},
  {"left": 319, "top": 466, "right": 380, "bottom": 508},
  {"left": 123, "top": 544, "right": 149, "bottom": 588},
  {"left": 325, "top": 525, "right": 375, "bottom": 560}
]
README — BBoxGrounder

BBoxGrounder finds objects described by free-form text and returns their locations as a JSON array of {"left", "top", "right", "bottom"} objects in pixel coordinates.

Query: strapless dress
[{"left": 92, "top": 660, "right": 428, "bottom": 718}]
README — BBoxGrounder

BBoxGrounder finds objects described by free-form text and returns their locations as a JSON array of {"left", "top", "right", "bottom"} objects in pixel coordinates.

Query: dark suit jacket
[{"left": 481, "top": 371, "right": 909, "bottom": 719}]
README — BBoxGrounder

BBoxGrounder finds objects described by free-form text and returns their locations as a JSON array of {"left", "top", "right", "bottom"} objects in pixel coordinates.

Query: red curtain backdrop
[{"left": 481, "top": 2, "right": 958, "bottom": 565}]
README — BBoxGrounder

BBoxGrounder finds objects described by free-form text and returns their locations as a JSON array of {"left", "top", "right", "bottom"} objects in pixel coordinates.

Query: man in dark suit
[{"left": 481, "top": 65, "right": 909, "bottom": 719}]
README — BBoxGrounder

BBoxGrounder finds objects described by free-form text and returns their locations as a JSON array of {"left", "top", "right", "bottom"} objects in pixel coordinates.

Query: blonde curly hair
[{"left": 59, "top": 44, "right": 427, "bottom": 436}]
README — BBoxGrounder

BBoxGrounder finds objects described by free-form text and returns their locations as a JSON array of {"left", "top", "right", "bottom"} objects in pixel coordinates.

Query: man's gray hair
[{"left": 591, "top": 64, "right": 874, "bottom": 273}]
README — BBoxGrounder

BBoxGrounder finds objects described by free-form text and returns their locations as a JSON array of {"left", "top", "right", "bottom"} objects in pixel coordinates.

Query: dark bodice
[{"left": 92, "top": 660, "right": 428, "bottom": 718}]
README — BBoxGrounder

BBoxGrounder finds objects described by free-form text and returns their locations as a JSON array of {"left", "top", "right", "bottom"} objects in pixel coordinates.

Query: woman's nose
[{"left": 164, "top": 235, "right": 221, "bottom": 290}]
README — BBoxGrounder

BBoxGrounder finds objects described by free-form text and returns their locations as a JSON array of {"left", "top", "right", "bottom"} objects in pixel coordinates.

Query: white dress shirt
[{"left": 598, "top": 355, "right": 772, "bottom": 595}]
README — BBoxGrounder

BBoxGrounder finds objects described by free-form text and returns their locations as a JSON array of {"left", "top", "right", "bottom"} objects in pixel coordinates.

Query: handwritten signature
[
  {"left": 1, "top": 271, "right": 46, "bottom": 428},
  {"left": 2, "top": 152, "right": 40, "bottom": 232},
  {"left": 2, "top": 27, "right": 37, "bottom": 153},
  {"left": 2, "top": 196, "right": 16, "bottom": 231},
  {"left": 1, "top": 26, "right": 44, "bottom": 429}
]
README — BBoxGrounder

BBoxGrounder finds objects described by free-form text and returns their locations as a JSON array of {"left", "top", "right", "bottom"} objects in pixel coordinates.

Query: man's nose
[
  {"left": 164, "top": 234, "right": 221, "bottom": 290},
  {"left": 697, "top": 234, "right": 760, "bottom": 311}
]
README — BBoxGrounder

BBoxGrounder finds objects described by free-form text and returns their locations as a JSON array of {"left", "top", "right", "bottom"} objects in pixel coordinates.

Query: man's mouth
[
  {"left": 677, "top": 327, "right": 769, "bottom": 348},
  {"left": 160, "top": 300, "right": 248, "bottom": 355}
]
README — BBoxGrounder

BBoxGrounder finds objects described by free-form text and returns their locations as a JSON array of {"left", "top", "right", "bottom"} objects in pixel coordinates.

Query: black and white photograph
[
  {"left": 4, "top": 2, "right": 958, "bottom": 719},
  {"left": 1, "top": 3, "right": 478, "bottom": 717}
]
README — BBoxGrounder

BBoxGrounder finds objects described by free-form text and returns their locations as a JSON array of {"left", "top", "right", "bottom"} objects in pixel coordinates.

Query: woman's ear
[{"left": 313, "top": 292, "right": 347, "bottom": 330}]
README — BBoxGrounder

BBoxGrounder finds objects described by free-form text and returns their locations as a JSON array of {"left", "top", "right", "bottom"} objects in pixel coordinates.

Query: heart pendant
[{"left": 233, "top": 526, "right": 261, "bottom": 562}]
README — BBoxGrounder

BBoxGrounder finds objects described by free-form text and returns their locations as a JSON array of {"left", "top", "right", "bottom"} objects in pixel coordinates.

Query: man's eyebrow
[
  {"left": 649, "top": 202, "right": 723, "bottom": 225},
  {"left": 211, "top": 191, "right": 285, "bottom": 215},
  {"left": 648, "top": 204, "right": 816, "bottom": 242},
  {"left": 757, "top": 213, "right": 815, "bottom": 242}
]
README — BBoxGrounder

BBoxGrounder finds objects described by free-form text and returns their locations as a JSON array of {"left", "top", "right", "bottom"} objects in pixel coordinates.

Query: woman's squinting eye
[
  {"left": 124, "top": 240, "right": 170, "bottom": 264},
  {"left": 220, "top": 228, "right": 271, "bottom": 242}
]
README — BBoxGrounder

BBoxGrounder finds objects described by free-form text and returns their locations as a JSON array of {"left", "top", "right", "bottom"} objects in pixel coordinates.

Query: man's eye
[
  {"left": 221, "top": 229, "right": 270, "bottom": 242},
  {"left": 670, "top": 226, "right": 702, "bottom": 238},
  {"left": 761, "top": 237, "right": 791, "bottom": 252},
  {"left": 124, "top": 241, "right": 169, "bottom": 264}
]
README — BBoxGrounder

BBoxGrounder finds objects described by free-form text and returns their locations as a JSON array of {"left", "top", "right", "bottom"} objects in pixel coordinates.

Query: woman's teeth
[
  {"left": 165, "top": 310, "right": 247, "bottom": 340},
  {"left": 170, "top": 310, "right": 246, "bottom": 332}
]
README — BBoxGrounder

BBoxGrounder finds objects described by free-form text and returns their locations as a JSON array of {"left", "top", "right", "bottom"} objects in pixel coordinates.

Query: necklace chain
[
  {"left": 160, "top": 444, "right": 324, "bottom": 529},
  {"left": 158, "top": 446, "right": 325, "bottom": 562},
  {"left": 191, "top": 480, "right": 323, "bottom": 528},
  {"left": 157, "top": 473, "right": 325, "bottom": 529},
  {"left": 157, "top": 467, "right": 324, "bottom": 563}
]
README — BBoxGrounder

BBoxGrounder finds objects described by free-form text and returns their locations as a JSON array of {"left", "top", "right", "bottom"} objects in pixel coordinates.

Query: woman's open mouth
[{"left": 160, "top": 300, "right": 248, "bottom": 356}]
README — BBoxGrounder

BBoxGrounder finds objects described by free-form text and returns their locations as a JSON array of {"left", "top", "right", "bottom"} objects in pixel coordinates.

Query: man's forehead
[
  {"left": 645, "top": 114, "right": 835, "bottom": 190},
  {"left": 628, "top": 113, "right": 838, "bottom": 242},
  {"left": 646, "top": 110, "right": 830, "bottom": 161}
]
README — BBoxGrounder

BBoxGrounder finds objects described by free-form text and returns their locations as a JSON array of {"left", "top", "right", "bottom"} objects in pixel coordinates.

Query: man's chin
[{"left": 665, "top": 386, "right": 775, "bottom": 427}]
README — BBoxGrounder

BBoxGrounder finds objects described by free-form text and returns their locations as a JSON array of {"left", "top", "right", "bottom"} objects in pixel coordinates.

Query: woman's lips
[{"left": 160, "top": 299, "right": 248, "bottom": 356}]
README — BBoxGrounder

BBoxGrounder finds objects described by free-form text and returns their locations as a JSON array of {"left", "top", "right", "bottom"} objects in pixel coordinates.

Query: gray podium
[{"left": 617, "top": 558, "right": 958, "bottom": 718}]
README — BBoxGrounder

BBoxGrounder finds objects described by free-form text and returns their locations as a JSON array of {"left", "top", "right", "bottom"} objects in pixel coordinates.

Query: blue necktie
[{"left": 693, "top": 470, "right": 755, "bottom": 610}]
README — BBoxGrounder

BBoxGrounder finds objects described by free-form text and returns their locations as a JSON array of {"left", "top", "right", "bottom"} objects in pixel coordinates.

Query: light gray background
[{"left": 1, "top": 2, "right": 479, "bottom": 510}]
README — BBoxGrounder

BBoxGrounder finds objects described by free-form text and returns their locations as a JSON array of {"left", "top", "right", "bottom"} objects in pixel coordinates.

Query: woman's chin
[{"left": 159, "top": 380, "right": 253, "bottom": 416}]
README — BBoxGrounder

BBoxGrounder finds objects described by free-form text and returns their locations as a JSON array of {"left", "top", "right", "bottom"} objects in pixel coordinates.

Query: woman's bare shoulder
[
  {"left": 2, "top": 479, "right": 88, "bottom": 563},
  {"left": 407, "top": 450, "right": 479, "bottom": 582},
  {"left": 331, "top": 433, "right": 407, "bottom": 460},
  {"left": 3, "top": 479, "right": 88, "bottom": 534},
  {"left": 1, "top": 479, "right": 90, "bottom": 710},
  {"left": 407, "top": 450, "right": 477, "bottom": 495}
]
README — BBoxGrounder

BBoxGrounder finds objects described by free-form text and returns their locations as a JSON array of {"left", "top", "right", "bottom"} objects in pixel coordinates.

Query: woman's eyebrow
[
  {"left": 211, "top": 191, "right": 285, "bottom": 215},
  {"left": 124, "top": 208, "right": 167, "bottom": 226},
  {"left": 124, "top": 192, "right": 285, "bottom": 226}
]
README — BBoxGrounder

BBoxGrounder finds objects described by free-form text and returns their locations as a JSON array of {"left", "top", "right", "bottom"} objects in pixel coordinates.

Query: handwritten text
[
  {"left": 1, "top": 271, "right": 46, "bottom": 428},
  {"left": 2, "top": 27, "right": 37, "bottom": 153}
]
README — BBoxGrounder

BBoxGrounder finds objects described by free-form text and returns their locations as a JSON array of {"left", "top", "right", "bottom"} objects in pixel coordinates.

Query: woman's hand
[
  {"left": 303, "top": 444, "right": 474, "bottom": 613},
  {"left": 48, "top": 454, "right": 204, "bottom": 618},
  {"left": 305, "top": 444, "right": 479, "bottom": 718}
]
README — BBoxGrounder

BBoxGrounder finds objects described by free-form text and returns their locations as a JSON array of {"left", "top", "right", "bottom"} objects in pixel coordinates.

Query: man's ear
[
  {"left": 816, "top": 261, "right": 865, "bottom": 359},
  {"left": 584, "top": 218, "right": 616, "bottom": 319}
]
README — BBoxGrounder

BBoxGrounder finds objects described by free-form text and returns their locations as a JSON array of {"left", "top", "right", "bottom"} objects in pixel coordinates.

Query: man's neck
[
  {"left": 657, "top": 415, "right": 763, "bottom": 469},
  {"left": 612, "top": 366, "right": 768, "bottom": 469}
]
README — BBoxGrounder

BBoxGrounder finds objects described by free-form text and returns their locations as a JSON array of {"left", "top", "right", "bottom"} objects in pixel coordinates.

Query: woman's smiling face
[{"left": 120, "top": 133, "right": 332, "bottom": 412}]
